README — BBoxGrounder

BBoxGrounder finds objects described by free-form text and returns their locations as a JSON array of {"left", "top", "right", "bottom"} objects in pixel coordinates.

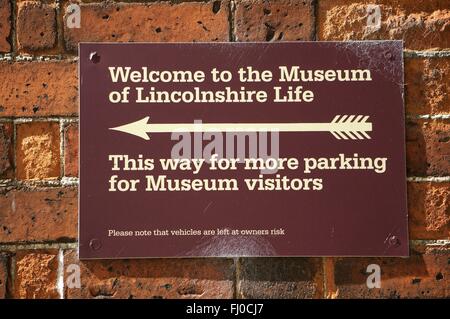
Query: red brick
[
  {"left": 406, "top": 120, "right": 450, "bottom": 176},
  {"left": 64, "top": 123, "right": 78, "bottom": 177},
  {"left": 0, "top": 187, "right": 77, "bottom": 243},
  {"left": 63, "top": 1, "right": 230, "bottom": 52},
  {"left": 13, "top": 250, "right": 59, "bottom": 299},
  {"left": 16, "top": 1, "right": 56, "bottom": 51},
  {"left": 405, "top": 57, "right": 450, "bottom": 115},
  {"left": 237, "top": 258, "right": 323, "bottom": 298},
  {"left": 0, "top": 0, "right": 11, "bottom": 52},
  {"left": 0, "top": 122, "right": 13, "bottom": 179},
  {"left": 64, "top": 250, "right": 235, "bottom": 299},
  {"left": 324, "top": 243, "right": 449, "bottom": 298},
  {"left": 0, "top": 253, "right": 8, "bottom": 299},
  {"left": 0, "top": 61, "right": 78, "bottom": 117},
  {"left": 408, "top": 182, "right": 449, "bottom": 240},
  {"left": 235, "top": 0, "right": 314, "bottom": 41},
  {"left": 317, "top": 0, "right": 450, "bottom": 50},
  {"left": 16, "top": 122, "right": 61, "bottom": 180}
]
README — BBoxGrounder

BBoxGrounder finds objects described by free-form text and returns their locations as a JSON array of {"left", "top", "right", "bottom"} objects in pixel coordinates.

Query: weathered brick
[
  {"left": 16, "top": 122, "right": 61, "bottom": 180},
  {"left": 324, "top": 244, "right": 449, "bottom": 298},
  {"left": 406, "top": 119, "right": 450, "bottom": 176},
  {"left": 0, "top": 187, "right": 77, "bottom": 243},
  {"left": 0, "top": 122, "right": 13, "bottom": 179},
  {"left": 235, "top": 0, "right": 314, "bottom": 41},
  {"left": 0, "top": 0, "right": 11, "bottom": 52},
  {"left": 318, "top": 0, "right": 450, "bottom": 50},
  {"left": 237, "top": 258, "right": 323, "bottom": 298},
  {"left": 16, "top": 1, "right": 56, "bottom": 51},
  {"left": 408, "top": 182, "right": 449, "bottom": 240},
  {"left": 64, "top": 123, "right": 78, "bottom": 177},
  {"left": 13, "top": 250, "right": 59, "bottom": 299},
  {"left": 63, "top": 1, "right": 230, "bottom": 52},
  {"left": 405, "top": 57, "right": 449, "bottom": 115},
  {"left": 0, "top": 253, "right": 8, "bottom": 299},
  {"left": 0, "top": 61, "right": 78, "bottom": 116},
  {"left": 64, "top": 250, "right": 235, "bottom": 299}
]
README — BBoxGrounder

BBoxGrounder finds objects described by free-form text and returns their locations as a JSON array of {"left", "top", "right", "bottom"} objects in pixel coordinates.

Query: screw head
[
  {"left": 89, "top": 52, "right": 100, "bottom": 64},
  {"left": 89, "top": 238, "right": 102, "bottom": 250},
  {"left": 388, "top": 235, "right": 400, "bottom": 247}
]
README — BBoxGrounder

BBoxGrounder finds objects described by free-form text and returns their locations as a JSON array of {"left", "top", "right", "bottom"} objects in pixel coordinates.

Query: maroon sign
[{"left": 79, "top": 42, "right": 408, "bottom": 259}]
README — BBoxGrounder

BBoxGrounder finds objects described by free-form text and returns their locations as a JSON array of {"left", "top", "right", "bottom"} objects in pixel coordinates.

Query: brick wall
[{"left": 0, "top": 0, "right": 448, "bottom": 299}]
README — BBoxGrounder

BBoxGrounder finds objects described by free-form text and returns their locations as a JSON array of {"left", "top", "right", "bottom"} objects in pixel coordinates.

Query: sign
[{"left": 79, "top": 42, "right": 408, "bottom": 259}]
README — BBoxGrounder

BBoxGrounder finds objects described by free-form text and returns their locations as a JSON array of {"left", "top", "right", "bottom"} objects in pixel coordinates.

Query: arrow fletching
[{"left": 330, "top": 115, "right": 372, "bottom": 140}]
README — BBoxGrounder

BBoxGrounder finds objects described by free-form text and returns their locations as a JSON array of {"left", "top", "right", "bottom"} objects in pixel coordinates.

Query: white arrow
[{"left": 109, "top": 115, "right": 372, "bottom": 140}]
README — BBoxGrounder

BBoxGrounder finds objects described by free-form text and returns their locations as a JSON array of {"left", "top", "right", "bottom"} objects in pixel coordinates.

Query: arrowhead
[{"left": 109, "top": 116, "right": 150, "bottom": 140}]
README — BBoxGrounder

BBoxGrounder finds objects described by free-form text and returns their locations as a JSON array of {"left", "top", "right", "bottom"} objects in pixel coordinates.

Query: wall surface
[{"left": 0, "top": 0, "right": 448, "bottom": 299}]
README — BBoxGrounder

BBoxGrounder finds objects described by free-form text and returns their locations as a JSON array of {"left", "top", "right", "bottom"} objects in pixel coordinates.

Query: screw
[
  {"left": 89, "top": 52, "right": 100, "bottom": 64},
  {"left": 89, "top": 238, "right": 102, "bottom": 250},
  {"left": 388, "top": 235, "right": 400, "bottom": 247}
]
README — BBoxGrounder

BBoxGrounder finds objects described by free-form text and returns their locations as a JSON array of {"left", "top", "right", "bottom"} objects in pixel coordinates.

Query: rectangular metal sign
[{"left": 79, "top": 42, "right": 408, "bottom": 259}]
